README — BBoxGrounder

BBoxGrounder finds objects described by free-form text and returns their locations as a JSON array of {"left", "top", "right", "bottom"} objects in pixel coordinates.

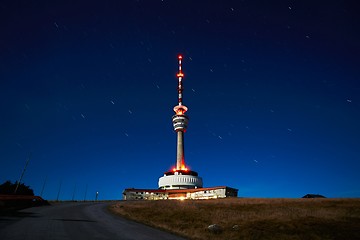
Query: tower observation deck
[{"left": 158, "top": 55, "right": 203, "bottom": 190}]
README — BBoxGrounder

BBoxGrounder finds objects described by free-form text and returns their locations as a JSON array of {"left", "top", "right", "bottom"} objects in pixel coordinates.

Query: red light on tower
[
  {"left": 177, "top": 54, "right": 184, "bottom": 78},
  {"left": 176, "top": 72, "right": 184, "bottom": 78}
]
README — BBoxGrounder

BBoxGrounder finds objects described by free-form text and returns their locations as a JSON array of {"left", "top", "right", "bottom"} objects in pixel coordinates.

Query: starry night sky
[{"left": 1, "top": 1, "right": 359, "bottom": 200}]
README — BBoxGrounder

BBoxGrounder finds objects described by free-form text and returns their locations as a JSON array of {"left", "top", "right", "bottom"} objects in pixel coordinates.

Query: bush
[{"left": 0, "top": 180, "right": 34, "bottom": 196}]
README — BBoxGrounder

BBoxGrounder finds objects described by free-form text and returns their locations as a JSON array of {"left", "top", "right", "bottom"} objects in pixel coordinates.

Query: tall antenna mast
[
  {"left": 177, "top": 55, "right": 185, "bottom": 106},
  {"left": 14, "top": 152, "right": 31, "bottom": 194}
]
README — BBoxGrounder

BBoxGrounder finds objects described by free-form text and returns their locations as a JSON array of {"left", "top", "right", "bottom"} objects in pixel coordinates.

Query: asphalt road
[{"left": 0, "top": 202, "right": 186, "bottom": 240}]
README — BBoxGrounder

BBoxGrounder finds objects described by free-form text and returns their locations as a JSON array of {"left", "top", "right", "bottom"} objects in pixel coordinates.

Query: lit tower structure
[
  {"left": 158, "top": 55, "right": 203, "bottom": 190},
  {"left": 123, "top": 55, "right": 238, "bottom": 200}
]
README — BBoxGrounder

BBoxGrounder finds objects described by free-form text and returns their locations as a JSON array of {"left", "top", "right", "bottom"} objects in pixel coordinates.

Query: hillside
[{"left": 110, "top": 198, "right": 360, "bottom": 240}]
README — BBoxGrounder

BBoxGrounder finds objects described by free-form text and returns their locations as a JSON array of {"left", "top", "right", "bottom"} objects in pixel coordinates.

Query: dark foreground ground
[
  {"left": 110, "top": 198, "right": 360, "bottom": 240},
  {"left": 0, "top": 202, "right": 185, "bottom": 240}
]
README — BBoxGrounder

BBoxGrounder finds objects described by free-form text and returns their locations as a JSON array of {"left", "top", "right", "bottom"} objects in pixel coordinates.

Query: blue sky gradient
[{"left": 1, "top": 1, "right": 359, "bottom": 200}]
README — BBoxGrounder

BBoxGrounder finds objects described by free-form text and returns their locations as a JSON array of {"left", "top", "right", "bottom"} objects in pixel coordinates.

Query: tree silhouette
[{"left": 0, "top": 180, "right": 34, "bottom": 195}]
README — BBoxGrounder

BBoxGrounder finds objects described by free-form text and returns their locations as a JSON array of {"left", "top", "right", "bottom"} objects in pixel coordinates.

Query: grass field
[{"left": 109, "top": 198, "right": 360, "bottom": 240}]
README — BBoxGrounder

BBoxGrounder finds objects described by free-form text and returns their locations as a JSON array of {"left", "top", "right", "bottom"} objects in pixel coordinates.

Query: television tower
[
  {"left": 173, "top": 55, "right": 188, "bottom": 170},
  {"left": 158, "top": 55, "right": 203, "bottom": 190}
]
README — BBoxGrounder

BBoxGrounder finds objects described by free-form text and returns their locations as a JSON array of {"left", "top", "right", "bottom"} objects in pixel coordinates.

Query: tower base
[{"left": 158, "top": 170, "right": 203, "bottom": 190}]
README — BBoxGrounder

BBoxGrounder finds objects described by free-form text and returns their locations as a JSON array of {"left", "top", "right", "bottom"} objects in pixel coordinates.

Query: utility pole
[
  {"left": 72, "top": 183, "right": 76, "bottom": 201},
  {"left": 14, "top": 153, "right": 31, "bottom": 194},
  {"left": 84, "top": 184, "right": 88, "bottom": 202},
  {"left": 40, "top": 176, "right": 47, "bottom": 197},
  {"left": 56, "top": 180, "right": 62, "bottom": 201}
]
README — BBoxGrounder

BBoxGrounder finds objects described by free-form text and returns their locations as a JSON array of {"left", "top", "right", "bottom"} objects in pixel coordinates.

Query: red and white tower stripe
[{"left": 176, "top": 55, "right": 184, "bottom": 106}]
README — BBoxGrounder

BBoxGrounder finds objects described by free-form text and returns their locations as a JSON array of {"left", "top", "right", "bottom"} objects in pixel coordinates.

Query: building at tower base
[{"left": 123, "top": 186, "right": 238, "bottom": 200}]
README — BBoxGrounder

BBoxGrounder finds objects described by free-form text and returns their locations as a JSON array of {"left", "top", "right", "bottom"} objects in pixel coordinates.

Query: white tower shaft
[{"left": 176, "top": 131, "right": 185, "bottom": 170}]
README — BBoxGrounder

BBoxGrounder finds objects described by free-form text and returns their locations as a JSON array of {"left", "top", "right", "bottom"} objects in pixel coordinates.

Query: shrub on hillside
[{"left": 0, "top": 180, "right": 34, "bottom": 195}]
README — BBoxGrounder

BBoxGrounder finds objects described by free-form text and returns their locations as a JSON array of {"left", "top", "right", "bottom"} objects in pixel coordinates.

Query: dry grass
[{"left": 109, "top": 198, "right": 360, "bottom": 240}]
